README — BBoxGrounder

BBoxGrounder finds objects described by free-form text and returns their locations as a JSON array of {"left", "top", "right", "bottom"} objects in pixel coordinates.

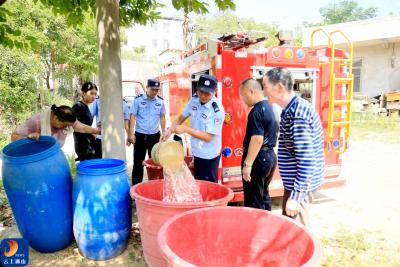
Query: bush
[
  {"left": 39, "top": 87, "right": 73, "bottom": 108},
  {"left": 57, "top": 84, "right": 76, "bottom": 100},
  {"left": 0, "top": 46, "right": 42, "bottom": 126},
  {"left": 0, "top": 133, "right": 9, "bottom": 151}
]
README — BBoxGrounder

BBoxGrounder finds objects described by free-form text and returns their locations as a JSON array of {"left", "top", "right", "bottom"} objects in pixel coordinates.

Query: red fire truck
[{"left": 158, "top": 29, "right": 354, "bottom": 202}]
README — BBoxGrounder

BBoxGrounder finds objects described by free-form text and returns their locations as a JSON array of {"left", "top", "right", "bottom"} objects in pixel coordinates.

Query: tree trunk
[
  {"left": 43, "top": 56, "right": 51, "bottom": 90},
  {"left": 45, "top": 72, "right": 51, "bottom": 90},
  {"left": 51, "top": 51, "right": 57, "bottom": 95},
  {"left": 183, "top": 13, "right": 189, "bottom": 51},
  {"left": 96, "top": 0, "right": 126, "bottom": 160},
  {"left": 73, "top": 69, "right": 83, "bottom": 103},
  {"left": 51, "top": 61, "right": 57, "bottom": 94}
]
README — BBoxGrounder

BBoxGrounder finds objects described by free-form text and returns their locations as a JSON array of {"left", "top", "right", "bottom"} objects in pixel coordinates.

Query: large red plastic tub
[
  {"left": 130, "top": 180, "right": 234, "bottom": 267},
  {"left": 158, "top": 207, "right": 321, "bottom": 267},
  {"left": 144, "top": 156, "right": 194, "bottom": 180}
]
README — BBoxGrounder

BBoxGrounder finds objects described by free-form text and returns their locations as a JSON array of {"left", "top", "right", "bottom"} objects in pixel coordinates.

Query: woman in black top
[{"left": 72, "top": 82, "right": 99, "bottom": 161}]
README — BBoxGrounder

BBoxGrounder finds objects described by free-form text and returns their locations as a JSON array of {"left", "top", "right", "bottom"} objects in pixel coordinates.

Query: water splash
[{"left": 163, "top": 164, "right": 203, "bottom": 203}]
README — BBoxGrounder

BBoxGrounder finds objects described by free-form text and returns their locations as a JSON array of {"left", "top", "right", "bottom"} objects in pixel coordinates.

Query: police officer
[
  {"left": 128, "top": 78, "right": 166, "bottom": 185},
  {"left": 90, "top": 95, "right": 131, "bottom": 158},
  {"left": 89, "top": 96, "right": 129, "bottom": 158},
  {"left": 162, "top": 74, "right": 225, "bottom": 183}
]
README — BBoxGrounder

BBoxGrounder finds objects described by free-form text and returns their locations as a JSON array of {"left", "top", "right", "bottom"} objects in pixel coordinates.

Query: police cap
[
  {"left": 197, "top": 74, "right": 217, "bottom": 93},
  {"left": 147, "top": 78, "right": 160, "bottom": 89}
]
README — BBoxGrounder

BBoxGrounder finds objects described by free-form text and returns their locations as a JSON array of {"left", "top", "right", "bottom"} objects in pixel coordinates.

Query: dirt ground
[
  {"left": 312, "top": 140, "right": 400, "bottom": 266},
  {"left": 1, "top": 130, "right": 400, "bottom": 266}
]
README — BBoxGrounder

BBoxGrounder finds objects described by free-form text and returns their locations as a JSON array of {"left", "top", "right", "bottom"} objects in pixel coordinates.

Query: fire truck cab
[{"left": 158, "top": 29, "right": 354, "bottom": 202}]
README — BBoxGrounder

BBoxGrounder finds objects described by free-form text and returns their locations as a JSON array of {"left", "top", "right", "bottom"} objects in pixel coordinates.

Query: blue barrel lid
[
  {"left": 77, "top": 158, "right": 127, "bottom": 175},
  {"left": 1, "top": 136, "right": 60, "bottom": 164}
]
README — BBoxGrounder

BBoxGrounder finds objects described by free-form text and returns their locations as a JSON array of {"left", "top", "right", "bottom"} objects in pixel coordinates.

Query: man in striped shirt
[{"left": 262, "top": 67, "right": 324, "bottom": 225}]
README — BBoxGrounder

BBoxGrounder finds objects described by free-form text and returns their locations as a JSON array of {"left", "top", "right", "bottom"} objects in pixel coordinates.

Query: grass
[
  {"left": 350, "top": 112, "right": 400, "bottom": 143},
  {"left": 0, "top": 180, "right": 5, "bottom": 222},
  {"left": 0, "top": 133, "right": 9, "bottom": 151},
  {"left": 67, "top": 154, "right": 77, "bottom": 178},
  {"left": 321, "top": 227, "right": 400, "bottom": 267},
  {"left": 0, "top": 179, "right": 13, "bottom": 226}
]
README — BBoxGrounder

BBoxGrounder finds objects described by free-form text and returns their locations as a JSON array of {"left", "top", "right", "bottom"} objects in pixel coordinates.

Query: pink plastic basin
[
  {"left": 130, "top": 180, "right": 234, "bottom": 267},
  {"left": 158, "top": 207, "right": 321, "bottom": 267}
]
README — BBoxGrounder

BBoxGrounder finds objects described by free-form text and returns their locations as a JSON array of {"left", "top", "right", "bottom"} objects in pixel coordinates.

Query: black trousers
[
  {"left": 193, "top": 155, "right": 220, "bottom": 183},
  {"left": 94, "top": 138, "right": 102, "bottom": 159},
  {"left": 242, "top": 148, "right": 277, "bottom": 211},
  {"left": 132, "top": 131, "right": 160, "bottom": 185},
  {"left": 74, "top": 133, "right": 99, "bottom": 162}
]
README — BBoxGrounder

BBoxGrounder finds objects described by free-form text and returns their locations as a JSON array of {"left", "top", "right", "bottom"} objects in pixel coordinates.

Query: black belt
[
  {"left": 261, "top": 145, "right": 275, "bottom": 151},
  {"left": 135, "top": 131, "right": 160, "bottom": 136},
  {"left": 135, "top": 131, "right": 160, "bottom": 141}
]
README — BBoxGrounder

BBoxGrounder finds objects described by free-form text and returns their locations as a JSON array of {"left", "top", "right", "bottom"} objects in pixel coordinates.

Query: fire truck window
[
  {"left": 191, "top": 70, "right": 210, "bottom": 96},
  {"left": 192, "top": 81, "right": 198, "bottom": 96},
  {"left": 294, "top": 82, "right": 312, "bottom": 103}
]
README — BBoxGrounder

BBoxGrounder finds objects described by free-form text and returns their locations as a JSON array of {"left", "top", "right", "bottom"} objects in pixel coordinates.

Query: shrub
[{"left": 0, "top": 46, "right": 42, "bottom": 126}]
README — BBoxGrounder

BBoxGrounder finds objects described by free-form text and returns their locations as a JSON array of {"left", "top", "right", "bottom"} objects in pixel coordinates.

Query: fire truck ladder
[{"left": 310, "top": 29, "right": 354, "bottom": 154}]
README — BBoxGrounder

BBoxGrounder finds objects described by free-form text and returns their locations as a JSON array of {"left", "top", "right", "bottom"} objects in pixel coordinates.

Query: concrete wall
[
  {"left": 354, "top": 42, "right": 400, "bottom": 97},
  {"left": 124, "top": 18, "right": 183, "bottom": 58},
  {"left": 121, "top": 59, "right": 160, "bottom": 82},
  {"left": 303, "top": 15, "right": 400, "bottom": 48}
]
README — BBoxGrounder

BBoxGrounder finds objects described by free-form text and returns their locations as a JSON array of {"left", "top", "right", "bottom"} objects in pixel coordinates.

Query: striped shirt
[{"left": 278, "top": 96, "right": 325, "bottom": 202}]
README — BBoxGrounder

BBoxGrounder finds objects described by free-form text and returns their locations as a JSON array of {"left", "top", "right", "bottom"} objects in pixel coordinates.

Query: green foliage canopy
[
  {"left": 320, "top": 0, "right": 377, "bottom": 24},
  {"left": 33, "top": 0, "right": 163, "bottom": 26},
  {"left": 304, "top": 0, "right": 377, "bottom": 27},
  {"left": 172, "top": 0, "right": 235, "bottom": 14},
  {"left": 1, "top": 0, "right": 98, "bottom": 87},
  {"left": 33, "top": 0, "right": 235, "bottom": 26}
]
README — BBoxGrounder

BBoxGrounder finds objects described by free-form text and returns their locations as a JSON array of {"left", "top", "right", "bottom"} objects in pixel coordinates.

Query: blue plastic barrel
[
  {"left": 73, "top": 158, "right": 132, "bottom": 260},
  {"left": 1, "top": 136, "right": 73, "bottom": 252}
]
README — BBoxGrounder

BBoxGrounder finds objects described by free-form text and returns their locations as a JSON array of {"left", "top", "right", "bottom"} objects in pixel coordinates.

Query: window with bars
[
  {"left": 163, "top": 40, "right": 170, "bottom": 49},
  {"left": 353, "top": 58, "right": 362, "bottom": 93},
  {"left": 152, "top": 40, "right": 158, "bottom": 49},
  {"left": 163, "top": 22, "right": 170, "bottom": 32}
]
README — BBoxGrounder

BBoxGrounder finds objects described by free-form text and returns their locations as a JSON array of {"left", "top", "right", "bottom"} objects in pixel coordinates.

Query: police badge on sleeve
[{"left": 214, "top": 118, "right": 222, "bottom": 126}]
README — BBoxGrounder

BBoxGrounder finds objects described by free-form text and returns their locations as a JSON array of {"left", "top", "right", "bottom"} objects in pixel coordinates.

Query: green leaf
[{"left": 13, "top": 29, "right": 21, "bottom": 36}]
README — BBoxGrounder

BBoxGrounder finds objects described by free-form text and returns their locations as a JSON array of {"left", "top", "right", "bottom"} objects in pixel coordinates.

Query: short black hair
[
  {"left": 81, "top": 82, "right": 98, "bottom": 93},
  {"left": 265, "top": 67, "right": 294, "bottom": 91},
  {"left": 51, "top": 104, "right": 76, "bottom": 123},
  {"left": 240, "top": 77, "right": 262, "bottom": 91}
]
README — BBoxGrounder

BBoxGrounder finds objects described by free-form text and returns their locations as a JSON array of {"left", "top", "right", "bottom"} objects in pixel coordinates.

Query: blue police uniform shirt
[
  {"left": 182, "top": 95, "right": 225, "bottom": 159},
  {"left": 89, "top": 97, "right": 100, "bottom": 121},
  {"left": 130, "top": 93, "right": 166, "bottom": 134},
  {"left": 90, "top": 97, "right": 130, "bottom": 122},
  {"left": 89, "top": 97, "right": 130, "bottom": 140}
]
